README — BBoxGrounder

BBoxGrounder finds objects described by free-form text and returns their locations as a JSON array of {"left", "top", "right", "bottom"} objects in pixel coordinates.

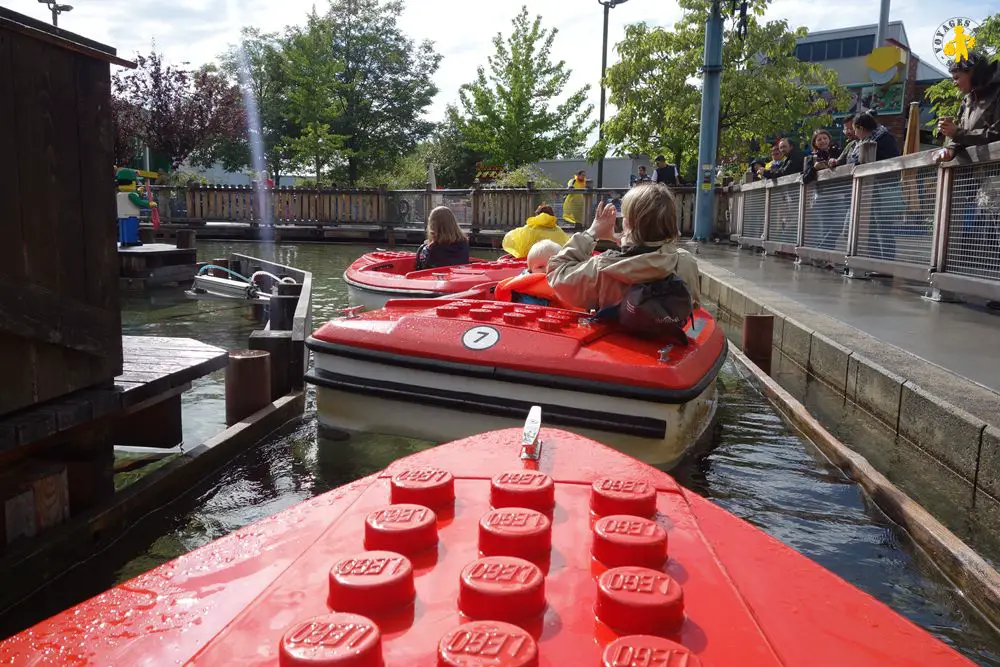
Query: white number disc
[{"left": 462, "top": 325, "right": 500, "bottom": 351}]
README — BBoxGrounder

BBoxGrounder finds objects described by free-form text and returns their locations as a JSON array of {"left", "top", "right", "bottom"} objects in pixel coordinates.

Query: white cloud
[{"left": 5, "top": 0, "right": 982, "bottom": 135}]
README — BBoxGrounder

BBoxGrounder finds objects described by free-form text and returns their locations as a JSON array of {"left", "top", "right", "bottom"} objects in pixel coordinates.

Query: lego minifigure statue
[{"left": 116, "top": 168, "right": 155, "bottom": 247}]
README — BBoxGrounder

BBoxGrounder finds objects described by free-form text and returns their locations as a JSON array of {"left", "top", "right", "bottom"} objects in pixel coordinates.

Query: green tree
[
  {"left": 424, "top": 112, "right": 488, "bottom": 188},
  {"left": 448, "top": 6, "right": 595, "bottom": 169},
  {"left": 283, "top": 10, "right": 347, "bottom": 184},
  {"left": 312, "top": 0, "right": 441, "bottom": 185},
  {"left": 925, "top": 14, "right": 1000, "bottom": 132},
  {"left": 597, "top": 0, "right": 847, "bottom": 175},
  {"left": 193, "top": 28, "right": 299, "bottom": 185}
]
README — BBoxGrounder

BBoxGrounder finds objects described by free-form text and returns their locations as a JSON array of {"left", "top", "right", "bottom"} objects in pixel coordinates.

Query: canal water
[{"left": 4, "top": 240, "right": 1000, "bottom": 665}]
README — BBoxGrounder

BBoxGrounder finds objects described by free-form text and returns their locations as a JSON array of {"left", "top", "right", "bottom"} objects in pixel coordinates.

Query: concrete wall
[{"left": 697, "top": 261, "right": 999, "bottom": 505}]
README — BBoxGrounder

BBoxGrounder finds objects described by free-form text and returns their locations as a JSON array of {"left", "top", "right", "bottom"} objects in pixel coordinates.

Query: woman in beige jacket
[{"left": 547, "top": 182, "right": 701, "bottom": 312}]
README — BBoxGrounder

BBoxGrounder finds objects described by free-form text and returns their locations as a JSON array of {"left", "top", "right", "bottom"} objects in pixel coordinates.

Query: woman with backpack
[{"left": 547, "top": 183, "right": 701, "bottom": 337}]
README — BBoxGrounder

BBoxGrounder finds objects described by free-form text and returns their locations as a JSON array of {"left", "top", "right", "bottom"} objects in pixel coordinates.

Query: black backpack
[{"left": 618, "top": 274, "right": 694, "bottom": 344}]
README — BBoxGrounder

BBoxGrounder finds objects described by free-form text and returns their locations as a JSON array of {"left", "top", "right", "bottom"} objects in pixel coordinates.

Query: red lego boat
[
  {"left": 307, "top": 290, "right": 725, "bottom": 467},
  {"left": 0, "top": 412, "right": 973, "bottom": 666},
  {"left": 343, "top": 251, "right": 525, "bottom": 309}
]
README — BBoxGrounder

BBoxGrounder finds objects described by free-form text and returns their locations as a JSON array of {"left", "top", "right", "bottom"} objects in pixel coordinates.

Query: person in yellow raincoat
[
  {"left": 501, "top": 204, "right": 570, "bottom": 258},
  {"left": 561, "top": 170, "right": 587, "bottom": 225}
]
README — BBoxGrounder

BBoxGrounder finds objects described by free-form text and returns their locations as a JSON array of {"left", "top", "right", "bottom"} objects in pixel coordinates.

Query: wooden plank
[
  {"left": 0, "top": 273, "right": 121, "bottom": 357},
  {"left": 122, "top": 335, "right": 225, "bottom": 353},
  {"left": 13, "top": 31, "right": 69, "bottom": 406},
  {"left": 0, "top": 28, "right": 35, "bottom": 417},
  {"left": 50, "top": 43, "right": 92, "bottom": 396},
  {"left": 76, "top": 50, "right": 122, "bottom": 381}
]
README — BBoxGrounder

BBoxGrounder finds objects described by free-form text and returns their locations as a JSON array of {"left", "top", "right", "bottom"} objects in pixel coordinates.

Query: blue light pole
[{"left": 692, "top": 0, "right": 724, "bottom": 240}]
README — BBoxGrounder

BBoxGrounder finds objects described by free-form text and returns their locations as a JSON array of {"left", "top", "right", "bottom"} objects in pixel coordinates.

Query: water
[{"left": 4, "top": 240, "right": 1000, "bottom": 665}]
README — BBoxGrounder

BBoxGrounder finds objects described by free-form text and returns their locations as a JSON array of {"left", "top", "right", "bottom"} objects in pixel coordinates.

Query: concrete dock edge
[{"left": 728, "top": 346, "right": 1000, "bottom": 632}]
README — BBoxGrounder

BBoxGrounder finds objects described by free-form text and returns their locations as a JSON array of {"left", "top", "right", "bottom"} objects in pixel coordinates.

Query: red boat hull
[
  {"left": 343, "top": 251, "right": 526, "bottom": 306},
  {"left": 0, "top": 428, "right": 973, "bottom": 666}
]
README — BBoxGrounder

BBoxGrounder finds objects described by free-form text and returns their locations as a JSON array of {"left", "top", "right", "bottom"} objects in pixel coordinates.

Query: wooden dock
[
  {"left": 118, "top": 244, "right": 198, "bottom": 290},
  {"left": 1, "top": 335, "right": 226, "bottom": 546}
]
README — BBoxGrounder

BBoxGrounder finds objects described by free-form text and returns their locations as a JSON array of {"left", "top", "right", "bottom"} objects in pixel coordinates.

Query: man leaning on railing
[{"left": 935, "top": 51, "right": 1000, "bottom": 163}]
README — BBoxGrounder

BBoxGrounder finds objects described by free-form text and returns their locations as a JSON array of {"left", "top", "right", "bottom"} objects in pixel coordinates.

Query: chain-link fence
[
  {"left": 854, "top": 166, "right": 935, "bottom": 265},
  {"left": 766, "top": 183, "right": 800, "bottom": 245},
  {"left": 741, "top": 188, "right": 766, "bottom": 240},
  {"left": 944, "top": 162, "right": 1000, "bottom": 281},
  {"left": 801, "top": 176, "right": 852, "bottom": 252}
]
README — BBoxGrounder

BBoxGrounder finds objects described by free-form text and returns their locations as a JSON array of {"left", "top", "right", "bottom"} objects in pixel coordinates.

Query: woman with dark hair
[
  {"left": 935, "top": 52, "right": 1000, "bottom": 163},
  {"left": 851, "top": 111, "right": 900, "bottom": 162},
  {"left": 810, "top": 129, "right": 841, "bottom": 167}
]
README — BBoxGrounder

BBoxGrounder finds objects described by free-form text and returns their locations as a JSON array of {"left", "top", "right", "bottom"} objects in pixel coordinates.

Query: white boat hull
[
  {"left": 346, "top": 282, "right": 445, "bottom": 311},
  {"left": 308, "top": 350, "right": 719, "bottom": 469}
]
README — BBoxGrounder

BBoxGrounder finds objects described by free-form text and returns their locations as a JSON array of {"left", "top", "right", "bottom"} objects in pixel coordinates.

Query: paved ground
[{"left": 695, "top": 244, "right": 1000, "bottom": 394}]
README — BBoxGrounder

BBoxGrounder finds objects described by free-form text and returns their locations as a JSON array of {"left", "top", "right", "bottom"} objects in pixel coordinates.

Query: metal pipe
[
  {"left": 875, "top": 0, "right": 890, "bottom": 47},
  {"left": 693, "top": 0, "right": 724, "bottom": 240},
  {"left": 597, "top": 2, "right": 611, "bottom": 189}
]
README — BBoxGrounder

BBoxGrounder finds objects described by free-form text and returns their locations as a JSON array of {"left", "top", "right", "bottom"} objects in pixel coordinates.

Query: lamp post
[
  {"left": 692, "top": 0, "right": 724, "bottom": 241},
  {"left": 596, "top": 0, "right": 628, "bottom": 189},
  {"left": 38, "top": 1, "right": 73, "bottom": 27}
]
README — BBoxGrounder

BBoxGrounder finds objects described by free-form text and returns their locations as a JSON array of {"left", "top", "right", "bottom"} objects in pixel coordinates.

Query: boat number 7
[{"left": 462, "top": 325, "right": 500, "bottom": 351}]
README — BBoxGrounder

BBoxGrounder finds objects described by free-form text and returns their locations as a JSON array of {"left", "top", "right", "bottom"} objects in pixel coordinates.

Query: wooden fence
[{"left": 152, "top": 184, "right": 737, "bottom": 237}]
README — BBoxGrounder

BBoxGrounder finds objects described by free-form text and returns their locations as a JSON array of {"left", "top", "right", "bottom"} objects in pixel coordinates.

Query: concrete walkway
[{"left": 695, "top": 244, "right": 1000, "bottom": 395}]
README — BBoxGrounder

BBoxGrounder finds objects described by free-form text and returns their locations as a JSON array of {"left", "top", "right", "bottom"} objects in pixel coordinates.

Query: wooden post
[
  {"left": 175, "top": 229, "right": 196, "bottom": 249},
  {"left": 268, "top": 295, "right": 298, "bottom": 331},
  {"left": 250, "top": 330, "right": 293, "bottom": 400},
  {"left": 225, "top": 350, "right": 271, "bottom": 425},
  {"left": 742, "top": 314, "right": 774, "bottom": 375},
  {"left": 138, "top": 226, "right": 156, "bottom": 244}
]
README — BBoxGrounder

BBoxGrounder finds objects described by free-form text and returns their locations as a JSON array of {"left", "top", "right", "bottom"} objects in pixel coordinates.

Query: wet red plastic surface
[
  {"left": 279, "top": 612, "right": 382, "bottom": 667},
  {"left": 344, "top": 252, "right": 526, "bottom": 296},
  {"left": 390, "top": 468, "right": 455, "bottom": 509},
  {"left": 0, "top": 428, "right": 976, "bottom": 666},
  {"left": 592, "top": 515, "right": 668, "bottom": 569},
  {"left": 363, "top": 504, "right": 438, "bottom": 555},
  {"left": 459, "top": 556, "right": 546, "bottom": 622},
  {"left": 328, "top": 552, "right": 415, "bottom": 615},
  {"left": 437, "top": 621, "right": 538, "bottom": 667},
  {"left": 591, "top": 477, "right": 658, "bottom": 517},
  {"left": 310, "top": 298, "right": 725, "bottom": 392},
  {"left": 490, "top": 471, "right": 555, "bottom": 512},
  {"left": 478, "top": 508, "right": 552, "bottom": 559},
  {"left": 602, "top": 636, "right": 702, "bottom": 667}
]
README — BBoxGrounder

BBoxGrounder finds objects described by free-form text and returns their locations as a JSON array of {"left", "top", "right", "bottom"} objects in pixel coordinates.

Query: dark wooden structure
[
  {"left": 119, "top": 244, "right": 198, "bottom": 289},
  {"left": 0, "top": 8, "right": 136, "bottom": 418}
]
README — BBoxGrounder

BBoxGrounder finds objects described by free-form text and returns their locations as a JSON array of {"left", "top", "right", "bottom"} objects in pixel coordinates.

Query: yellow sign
[
  {"left": 866, "top": 46, "right": 906, "bottom": 85},
  {"left": 933, "top": 18, "right": 980, "bottom": 66}
]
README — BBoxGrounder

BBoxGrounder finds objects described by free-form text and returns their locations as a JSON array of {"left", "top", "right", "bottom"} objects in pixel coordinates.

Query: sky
[{"left": 4, "top": 0, "right": 996, "bottom": 129}]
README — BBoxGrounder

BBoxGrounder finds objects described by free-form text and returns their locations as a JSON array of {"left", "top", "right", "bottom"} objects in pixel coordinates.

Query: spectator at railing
[
  {"left": 810, "top": 130, "right": 841, "bottom": 169},
  {"left": 651, "top": 155, "right": 681, "bottom": 187},
  {"left": 852, "top": 111, "right": 902, "bottom": 260},
  {"left": 828, "top": 118, "right": 858, "bottom": 170},
  {"left": 630, "top": 165, "right": 652, "bottom": 187},
  {"left": 935, "top": 52, "right": 1000, "bottom": 163},
  {"left": 763, "top": 138, "right": 803, "bottom": 178}
]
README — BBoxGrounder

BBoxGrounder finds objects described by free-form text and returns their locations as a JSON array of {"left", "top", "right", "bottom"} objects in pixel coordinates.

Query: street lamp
[
  {"left": 37, "top": 1, "right": 73, "bottom": 27},
  {"left": 596, "top": 0, "right": 628, "bottom": 189}
]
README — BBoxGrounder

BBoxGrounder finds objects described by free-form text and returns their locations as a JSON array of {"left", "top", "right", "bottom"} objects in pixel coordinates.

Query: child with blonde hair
[
  {"left": 415, "top": 206, "right": 470, "bottom": 270},
  {"left": 494, "top": 239, "right": 566, "bottom": 307}
]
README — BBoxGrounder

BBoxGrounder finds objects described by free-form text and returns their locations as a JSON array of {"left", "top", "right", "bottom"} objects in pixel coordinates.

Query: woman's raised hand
[{"left": 589, "top": 201, "right": 618, "bottom": 241}]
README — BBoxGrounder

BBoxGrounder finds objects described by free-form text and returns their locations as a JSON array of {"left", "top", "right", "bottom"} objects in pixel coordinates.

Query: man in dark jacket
[
  {"left": 851, "top": 111, "right": 901, "bottom": 259},
  {"left": 651, "top": 155, "right": 680, "bottom": 186},
  {"left": 936, "top": 52, "right": 1000, "bottom": 163},
  {"left": 764, "top": 138, "right": 804, "bottom": 177}
]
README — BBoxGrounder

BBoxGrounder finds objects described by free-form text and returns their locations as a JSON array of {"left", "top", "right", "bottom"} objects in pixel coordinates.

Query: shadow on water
[{"left": 2, "top": 241, "right": 998, "bottom": 665}]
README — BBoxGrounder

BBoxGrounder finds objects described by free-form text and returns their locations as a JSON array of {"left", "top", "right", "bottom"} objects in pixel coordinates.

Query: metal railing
[
  {"left": 732, "top": 140, "right": 1000, "bottom": 302},
  {"left": 149, "top": 184, "right": 735, "bottom": 237}
]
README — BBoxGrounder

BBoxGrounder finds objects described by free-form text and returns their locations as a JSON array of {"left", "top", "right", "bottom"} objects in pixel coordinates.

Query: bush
[{"left": 492, "top": 164, "right": 561, "bottom": 189}]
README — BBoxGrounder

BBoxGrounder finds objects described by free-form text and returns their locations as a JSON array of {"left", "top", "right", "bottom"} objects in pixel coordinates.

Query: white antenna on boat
[{"left": 520, "top": 406, "right": 543, "bottom": 461}]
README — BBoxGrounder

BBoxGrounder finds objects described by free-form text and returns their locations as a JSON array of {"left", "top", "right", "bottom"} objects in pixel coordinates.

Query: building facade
[{"left": 797, "top": 21, "right": 948, "bottom": 149}]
